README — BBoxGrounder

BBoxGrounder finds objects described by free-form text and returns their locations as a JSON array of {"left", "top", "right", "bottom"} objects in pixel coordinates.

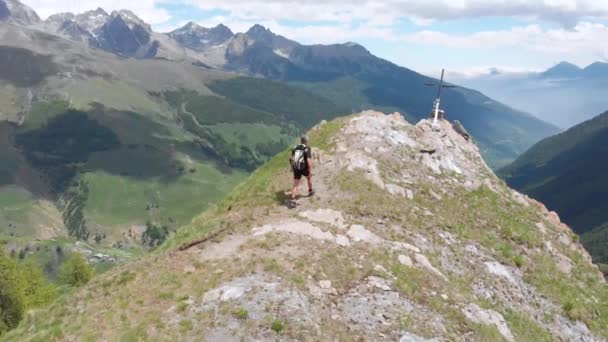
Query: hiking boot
[
  {"left": 287, "top": 199, "right": 298, "bottom": 209},
  {"left": 308, "top": 190, "right": 315, "bottom": 197}
]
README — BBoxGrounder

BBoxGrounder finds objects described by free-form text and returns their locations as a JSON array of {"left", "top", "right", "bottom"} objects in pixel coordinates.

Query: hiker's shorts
[{"left": 293, "top": 169, "right": 310, "bottom": 180}]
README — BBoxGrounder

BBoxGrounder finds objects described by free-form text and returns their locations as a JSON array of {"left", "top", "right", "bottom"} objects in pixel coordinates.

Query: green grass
[
  {"left": 21, "top": 101, "right": 70, "bottom": 131},
  {"left": 81, "top": 160, "right": 246, "bottom": 231},
  {"left": 209, "top": 77, "right": 348, "bottom": 129},
  {"left": 186, "top": 94, "right": 277, "bottom": 125},
  {"left": 503, "top": 310, "right": 552, "bottom": 341},
  {"left": 524, "top": 253, "right": 608, "bottom": 337},
  {"left": 209, "top": 123, "right": 289, "bottom": 148},
  {"left": 0, "top": 186, "right": 57, "bottom": 238},
  {"left": 0, "top": 130, "right": 20, "bottom": 186},
  {"left": 290, "top": 77, "right": 405, "bottom": 119}
]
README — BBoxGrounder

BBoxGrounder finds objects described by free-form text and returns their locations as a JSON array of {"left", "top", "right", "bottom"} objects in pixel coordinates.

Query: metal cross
[{"left": 425, "top": 69, "right": 456, "bottom": 125}]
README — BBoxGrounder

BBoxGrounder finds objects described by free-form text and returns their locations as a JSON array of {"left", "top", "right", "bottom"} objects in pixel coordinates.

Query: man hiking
[{"left": 289, "top": 135, "right": 313, "bottom": 208}]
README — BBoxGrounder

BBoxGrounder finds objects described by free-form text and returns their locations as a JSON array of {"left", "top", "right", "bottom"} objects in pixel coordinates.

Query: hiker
[{"left": 289, "top": 135, "right": 313, "bottom": 207}]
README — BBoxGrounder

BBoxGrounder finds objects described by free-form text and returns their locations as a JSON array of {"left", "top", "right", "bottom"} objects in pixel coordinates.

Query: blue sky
[{"left": 23, "top": 0, "right": 608, "bottom": 77}]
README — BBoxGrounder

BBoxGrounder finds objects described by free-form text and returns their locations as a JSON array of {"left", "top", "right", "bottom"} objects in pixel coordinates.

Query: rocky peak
[
  {"left": 90, "top": 7, "right": 108, "bottom": 17},
  {"left": 110, "top": 9, "right": 150, "bottom": 31},
  {"left": 0, "top": 0, "right": 40, "bottom": 25},
  {"left": 246, "top": 23, "right": 271, "bottom": 37},
  {"left": 245, "top": 23, "right": 298, "bottom": 52},
  {"left": 75, "top": 8, "right": 110, "bottom": 31},
  {"left": 96, "top": 13, "right": 152, "bottom": 56},
  {"left": 168, "top": 22, "right": 234, "bottom": 50},
  {"left": 210, "top": 23, "right": 233, "bottom": 38}
]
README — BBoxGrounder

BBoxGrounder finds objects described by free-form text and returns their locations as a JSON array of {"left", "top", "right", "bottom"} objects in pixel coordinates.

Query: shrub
[
  {"left": 142, "top": 222, "right": 169, "bottom": 248},
  {"left": 0, "top": 252, "right": 25, "bottom": 333},
  {"left": 20, "top": 260, "right": 57, "bottom": 308},
  {"left": 233, "top": 307, "right": 249, "bottom": 320},
  {"left": 58, "top": 253, "right": 94, "bottom": 287},
  {"left": 270, "top": 319, "right": 285, "bottom": 333},
  {"left": 514, "top": 255, "right": 525, "bottom": 268}
]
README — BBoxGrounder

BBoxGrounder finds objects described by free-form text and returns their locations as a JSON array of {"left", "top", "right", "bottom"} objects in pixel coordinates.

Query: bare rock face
[
  {"left": 1, "top": 0, "right": 40, "bottom": 25},
  {"left": 11, "top": 111, "right": 607, "bottom": 341}
]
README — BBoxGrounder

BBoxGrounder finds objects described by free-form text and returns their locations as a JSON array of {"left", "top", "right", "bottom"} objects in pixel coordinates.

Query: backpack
[{"left": 291, "top": 144, "right": 308, "bottom": 172}]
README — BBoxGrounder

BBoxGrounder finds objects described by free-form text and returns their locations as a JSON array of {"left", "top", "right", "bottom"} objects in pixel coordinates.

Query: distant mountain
[
  {"left": 540, "top": 61, "right": 582, "bottom": 79},
  {"left": 44, "top": 9, "right": 162, "bottom": 58},
  {"left": 453, "top": 61, "right": 608, "bottom": 129},
  {"left": 582, "top": 62, "right": 608, "bottom": 79},
  {"left": 500, "top": 110, "right": 608, "bottom": 268},
  {"left": 168, "top": 22, "right": 234, "bottom": 50}
]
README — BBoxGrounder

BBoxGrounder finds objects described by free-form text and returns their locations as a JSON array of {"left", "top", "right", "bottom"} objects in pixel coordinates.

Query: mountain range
[
  {"left": 0, "top": 0, "right": 557, "bottom": 253},
  {"left": 2, "top": 0, "right": 558, "bottom": 167},
  {"left": 453, "top": 61, "right": 608, "bottom": 129},
  {"left": 500, "top": 109, "right": 608, "bottom": 274}
]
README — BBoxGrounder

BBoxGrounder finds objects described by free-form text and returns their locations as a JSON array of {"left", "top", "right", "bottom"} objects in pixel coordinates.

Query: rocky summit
[{"left": 6, "top": 112, "right": 606, "bottom": 341}]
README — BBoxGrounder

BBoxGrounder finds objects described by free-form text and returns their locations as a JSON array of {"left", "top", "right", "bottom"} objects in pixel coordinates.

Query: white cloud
[
  {"left": 182, "top": 0, "right": 608, "bottom": 27},
  {"left": 400, "top": 21, "right": 608, "bottom": 52}
]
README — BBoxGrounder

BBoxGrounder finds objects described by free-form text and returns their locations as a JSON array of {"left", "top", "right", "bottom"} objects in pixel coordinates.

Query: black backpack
[{"left": 291, "top": 144, "right": 308, "bottom": 171}]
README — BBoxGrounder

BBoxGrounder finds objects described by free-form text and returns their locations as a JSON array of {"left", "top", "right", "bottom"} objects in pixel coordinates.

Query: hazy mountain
[
  {"left": 500, "top": 110, "right": 608, "bottom": 269},
  {"left": 453, "top": 62, "right": 608, "bottom": 129},
  {"left": 6, "top": 112, "right": 606, "bottom": 340},
  {"left": 583, "top": 62, "right": 608, "bottom": 79},
  {"left": 540, "top": 61, "right": 582, "bottom": 79}
]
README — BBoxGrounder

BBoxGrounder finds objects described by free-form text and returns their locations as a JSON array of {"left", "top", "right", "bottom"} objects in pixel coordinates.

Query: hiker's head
[{"left": 301, "top": 135, "right": 309, "bottom": 145}]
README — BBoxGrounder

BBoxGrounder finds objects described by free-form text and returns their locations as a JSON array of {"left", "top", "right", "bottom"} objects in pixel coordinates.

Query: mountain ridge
[{"left": 5, "top": 111, "right": 605, "bottom": 340}]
